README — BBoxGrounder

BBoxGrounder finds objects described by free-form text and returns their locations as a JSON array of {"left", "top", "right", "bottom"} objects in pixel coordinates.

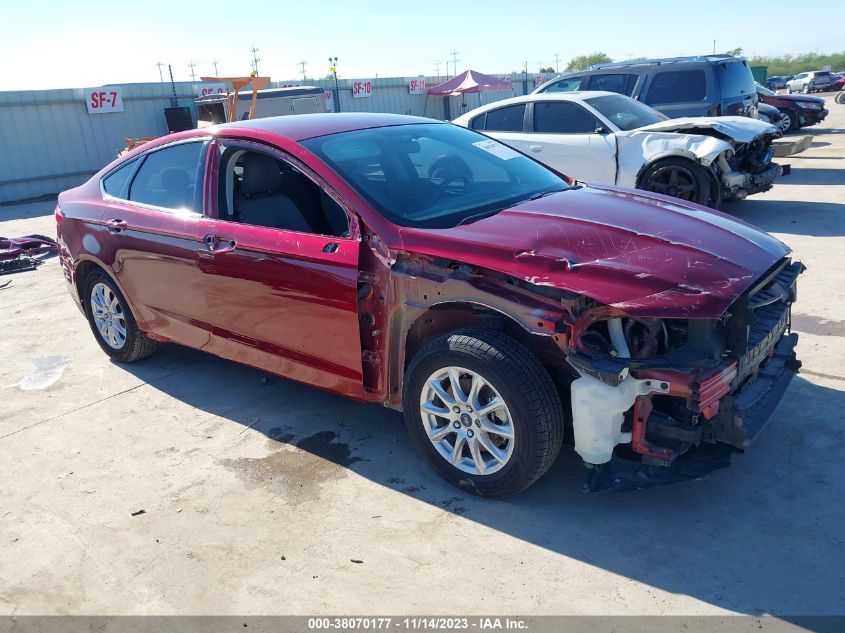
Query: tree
[
  {"left": 725, "top": 47, "right": 743, "bottom": 57},
  {"left": 539, "top": 66, "right": 555, "bottom": 73},
  {"left": 565, "top": 52, "right": 613, "bottom": 72}
]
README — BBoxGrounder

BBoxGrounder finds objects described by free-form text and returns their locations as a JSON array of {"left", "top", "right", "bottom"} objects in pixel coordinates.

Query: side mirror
[{"left": 595, "top": 126, "right": 608, "bottom": 134}]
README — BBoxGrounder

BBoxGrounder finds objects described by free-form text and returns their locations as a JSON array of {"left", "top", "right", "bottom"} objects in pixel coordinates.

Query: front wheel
[
  {"left": 638, "top": 158, "right": 711, "bottom": 206},
  {"left": 778, "top": 109, "right": 798, "bottom": 132},
  {"left": 403, "top": 330, "right": 564, "bottom": 498}
]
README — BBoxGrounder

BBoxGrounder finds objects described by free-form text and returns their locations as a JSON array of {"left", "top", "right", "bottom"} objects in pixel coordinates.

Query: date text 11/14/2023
[{"left": 307, "top": 617, "right": 529, "bottom": 630}]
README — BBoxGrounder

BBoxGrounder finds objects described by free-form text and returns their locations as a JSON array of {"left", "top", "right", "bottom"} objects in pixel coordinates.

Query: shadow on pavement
[
  {"left": 723, "top": 199, "right": 845, "bottom": 237},
  {"left": 778, "top": 167, "right": 845, "bottom": 185},
  {"left": 119, "top": 343, "right": 845, "bottom": 616}
]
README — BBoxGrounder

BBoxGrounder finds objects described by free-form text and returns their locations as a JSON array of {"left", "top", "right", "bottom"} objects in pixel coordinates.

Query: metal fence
[{"left": 0, "top": 74, "right": 538, "bottom": 204}]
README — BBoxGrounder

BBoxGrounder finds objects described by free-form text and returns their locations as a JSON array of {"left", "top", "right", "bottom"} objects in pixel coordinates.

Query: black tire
[
  {"left": 83, "top": 268, "right": 158, "bottom": 363},
  {"left": 802, "top": 83, "right": 810, "bottom": 94},
  {"left": 638, "top": 158, "right": 711, "bottom": 206},
  {"left": 402, "top": 329, "right": 564, "bottom": 498},
  {"left": 778, "top": 109, "right": 799, "bottom": 132}
]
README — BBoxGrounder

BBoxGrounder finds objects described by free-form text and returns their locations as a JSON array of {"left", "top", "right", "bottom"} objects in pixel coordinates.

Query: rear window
[
  {"left": 484, "top": 104, "right": 526, "bottom": 132},
  {"left": 645, "top": 70, "right": 706, "bottom": 105},
  {"left": 587, "top": 74, "right": 638, "bottom": 96},
  {"left": 716, "top": 61, "right": 756, "bottom": 97}
]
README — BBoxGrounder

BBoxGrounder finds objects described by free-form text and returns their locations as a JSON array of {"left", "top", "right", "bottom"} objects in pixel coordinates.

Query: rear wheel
[
  {"left": 802, "top": 83, "right": 810, "bottom": 94},
  {"left": 639, "top": 158, "right": 711, "bottom": 206},
  {"left": 403, "top": 329, "right": 564, "bottom": 498},
  {"left": 83, "top": 269, "right": 157, "bottom": 362}
]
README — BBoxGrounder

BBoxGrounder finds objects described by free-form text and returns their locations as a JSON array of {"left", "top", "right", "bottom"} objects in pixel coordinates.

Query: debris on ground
[
  {"left": 130, "top": 509, "right": 146, "bottom": 517},
  {"left": 0, "top": 234, "right": 58, "bottom": 275},
  {"left": 351, "top": 559, "right": 364, "bottom": 564}
]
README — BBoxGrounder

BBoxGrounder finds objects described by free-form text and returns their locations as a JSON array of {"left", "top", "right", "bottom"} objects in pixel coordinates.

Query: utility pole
[
  {"left": 156, "top": 61, "right": 164, "bottom": 82},
  {"left": 188, "top": 61, "right": 196, "bottom": 82},
  {"left": 299, "top": 60, "right": 307, "bottom": 81},
  {"left": 434, "top": 61, "right": 441, "bottom": 79},
  {"left": 523, "top": 61, "right": 528, "bottom": 95},
  {"left": 713, "top": 39, "right": 716, "bottom": 54},
  {"left": 328, "top": 56, "right": 340, "bottom": 112},
  {"left": 212, "top": 59, "right": 219, "bottom": 76},
  {"left": 168, "top": 64, "right": 178, "bottom": 107},
  {"left": 553, "top": 52, "right": 561, "bottom": 73},
  {"left": 449, "top": 49, "right": 460, "bottom": 78},
  {"left": 250, "top": 46, "right": 260, "bottom": 74}
]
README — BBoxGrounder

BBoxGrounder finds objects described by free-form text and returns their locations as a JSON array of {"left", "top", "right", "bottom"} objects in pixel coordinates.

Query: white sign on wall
[
  {"left": 324, "top": 90, "right": 335, "bottom": 112},
  {"left": 409, "top": 78, "right": 427, "bottom": 94},
  {"left": 352, "top": 80, "right": 372, "bottom": 98},
  {"left": 197, "top": 83, "right": 227, "bottom": 97},
  {"left": 534, "top": 74, "right": 547, "bottom": 87},
  {"left": 85, "top": 87, "right": 124, "bottom": 114}
]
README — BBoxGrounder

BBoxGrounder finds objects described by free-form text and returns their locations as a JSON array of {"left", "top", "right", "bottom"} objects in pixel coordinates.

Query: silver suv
[{"left": 786, "top": 71, "right": 832, "bottom": 94}]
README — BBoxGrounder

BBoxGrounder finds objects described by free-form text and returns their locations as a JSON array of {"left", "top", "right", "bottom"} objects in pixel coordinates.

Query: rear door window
[
  {"left": 587, "top": 74, "right": 638, "bottom": 96},
  {"left": 644, "top": 70, "right": 707, "bottom": 105},
  {"left": 716, "top": 61, "right": 756, "bottom": 97},
  {"left": 129, "top": 142, "right": 204, "bottom": 211},
  {"left": 533, "top": 101, "right": 600, "bottom": 133},
  {"left": 484, "top": 104, "right": 527, "bottom": 132},
  {"left": 102, "top": 159, "right": 137, "bottom": 198},
  {"left": 543, "top": 76, "right": 584, "bottom": 92}
]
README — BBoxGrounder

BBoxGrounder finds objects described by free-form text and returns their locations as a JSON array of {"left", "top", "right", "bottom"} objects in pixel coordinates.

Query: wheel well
[
  {"left": 74, "top": 260, "right": 100, "bottom": 308},
  {"left": 636, "top": 154, "right": 701, "bottom": 188},
  {"left": 403, "top": 302, "right": 571, "bottom": 377}
]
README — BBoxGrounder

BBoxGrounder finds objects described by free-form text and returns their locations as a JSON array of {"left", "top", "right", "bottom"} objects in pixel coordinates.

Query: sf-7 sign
[{"left": 85, "top": 88, "right": 124, "bottom": 113}]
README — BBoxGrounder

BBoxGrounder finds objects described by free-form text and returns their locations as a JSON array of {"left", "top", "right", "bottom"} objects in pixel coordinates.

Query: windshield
[
  {"left": 756, "top": 82, "right": 775, "bottom": 96},
  {"left": 301, "top": 123, "right": 567, "bottom": 228},
  {"left": 717, "top": 61, "right": 756, "bottom": 97},
  {"left": 583, "top": 94, "right": 667, "bottom": 131}
]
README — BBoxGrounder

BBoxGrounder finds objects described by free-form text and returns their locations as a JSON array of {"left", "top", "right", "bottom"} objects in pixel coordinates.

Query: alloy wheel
[
  {"left": 90, "top": 282, "right": 127, "bottom": 349},
  {"left": 419, "top": 366, "right": 515, "bottom": 475},
  {"left": 643, "top": 164, "right": 698, "bottom": 200}
]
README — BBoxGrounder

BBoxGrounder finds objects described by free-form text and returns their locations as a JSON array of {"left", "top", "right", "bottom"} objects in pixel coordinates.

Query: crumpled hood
[
  {"left": 636, "top": 116, "right": 778, "bottom": 143},
  {"left": 399, "top": 185, "right": 790, "bottom": 318}
]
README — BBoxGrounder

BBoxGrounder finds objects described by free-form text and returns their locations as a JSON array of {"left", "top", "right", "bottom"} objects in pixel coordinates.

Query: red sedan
[{"left": 56, "top": 113, "right": 802, "bottom": 495}]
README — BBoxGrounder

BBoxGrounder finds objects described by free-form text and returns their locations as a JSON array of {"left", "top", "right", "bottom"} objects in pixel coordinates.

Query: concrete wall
[{"left": 0, "top": 74, "right": 538, "bottom": 204}]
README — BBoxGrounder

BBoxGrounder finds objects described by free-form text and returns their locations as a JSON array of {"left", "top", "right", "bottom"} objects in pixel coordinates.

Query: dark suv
[{"left": 534, "top": 55, "right": 758, "bottom": 119}]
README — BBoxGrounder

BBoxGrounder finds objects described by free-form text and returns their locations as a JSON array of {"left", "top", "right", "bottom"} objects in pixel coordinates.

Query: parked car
[
  {"left": 756, "top": 82, "right": 828, "bottom": 132},
  {"left": 56, "top": 113, "right": 802, "bottom": 496},
  {"left": 765, "top": 75, "right": 790, "bottom": 90},
  {"left": 533, "top": 55, "right": 759, "bottom": 119},
  {"left": 757, "top": 101, "right": 789, "bottom": 132},
  {"left": 786, "top": 71, "right": 832, "bottom": 93},
  {"left": 832, "top": 73, "right": 845, "bottom": 91},
  {"left": 453, "top": 92, "right": 782, "bottom": 208}
]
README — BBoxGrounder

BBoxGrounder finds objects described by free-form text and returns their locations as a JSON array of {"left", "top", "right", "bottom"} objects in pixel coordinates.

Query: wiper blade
[
  {"left": 528, "top": 186, "right": 579, "bottom": 200},
  {"left": 456, "top": 209, "right": 503, "bottom": 227}
]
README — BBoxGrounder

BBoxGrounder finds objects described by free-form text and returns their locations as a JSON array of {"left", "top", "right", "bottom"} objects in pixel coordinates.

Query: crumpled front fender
[{"left": 616, "top": 132, "right": 733, "bottom": 188}]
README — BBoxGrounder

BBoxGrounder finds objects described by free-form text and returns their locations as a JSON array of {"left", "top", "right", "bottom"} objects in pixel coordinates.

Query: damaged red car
[{"left": 56, "top": 113, "right": 803, "bottom": 496}]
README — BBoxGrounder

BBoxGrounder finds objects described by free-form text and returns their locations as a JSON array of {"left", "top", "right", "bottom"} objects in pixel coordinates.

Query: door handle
[
  {"left": 203, "top": 234, "right": 237, "bottom": 254},
  {"left": 105, "top": 218, "right": 128, "bottom": 232},
  {"left": 323, "top": 242, "right": 340, "bottom": 254},
  {"left": 529, "top": 145, "right": 542, "bottom": 152}
]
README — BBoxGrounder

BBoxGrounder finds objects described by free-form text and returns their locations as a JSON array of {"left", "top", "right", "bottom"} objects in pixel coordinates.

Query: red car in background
[
  {"left": 56, "top": 113, "right": 802, "bottom": 495},
  {"left": 756, "top": 82, "right": 828, "bottom": 132},
  {"left": 832, "top": 73, "right": 845, "bottom": 91}
]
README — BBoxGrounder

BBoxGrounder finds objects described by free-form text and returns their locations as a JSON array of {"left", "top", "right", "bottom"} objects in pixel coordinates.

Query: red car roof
[{"left": 216, "top": 112, "right": 440, "bottom": 142}]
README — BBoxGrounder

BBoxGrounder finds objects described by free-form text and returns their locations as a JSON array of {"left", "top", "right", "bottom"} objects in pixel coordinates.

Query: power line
[
  {"left": 188, "top": 61, "right": 196, "bottom": 82},
  {"left": 299, "top": 60, "right": 307, "bottom": 81},
  {"left": 553, "top": 52, "right": 561, "bottom": 73},
  {"left": 250, "top": 46, "right": 261, "bottom": 74}
]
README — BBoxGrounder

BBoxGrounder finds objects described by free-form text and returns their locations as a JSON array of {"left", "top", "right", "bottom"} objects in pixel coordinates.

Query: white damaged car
[{"left": 452, "top": 91, "right": 782, "bottom": 207}]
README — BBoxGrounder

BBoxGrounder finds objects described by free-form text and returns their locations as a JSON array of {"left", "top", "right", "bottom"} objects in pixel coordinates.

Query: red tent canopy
[{"left": 427, "top": 70, "right": 512, "bottom": 96}]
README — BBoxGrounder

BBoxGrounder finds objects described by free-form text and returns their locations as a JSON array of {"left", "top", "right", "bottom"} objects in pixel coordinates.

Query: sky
[{"left": 3, "top": 0, "right": 844, "bottom": 91}]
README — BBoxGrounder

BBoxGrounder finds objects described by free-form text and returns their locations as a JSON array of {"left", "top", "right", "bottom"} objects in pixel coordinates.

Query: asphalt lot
[{"left": 1, "top": 103, "right": 844, "bottom": 617}]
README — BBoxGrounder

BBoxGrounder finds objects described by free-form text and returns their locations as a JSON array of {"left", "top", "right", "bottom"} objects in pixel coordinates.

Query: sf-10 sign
[
  {"left": 85, "top": 87, "right": 124, "bottom": 113},
  {"left": 197, "top": 83, "right": 227, "bottom": 97},
  {"left": 409, "top": 78, "right": 426, "bottom": 94},
  {"left": 352, "top": 81, "right": 372, "bottom": 98}
]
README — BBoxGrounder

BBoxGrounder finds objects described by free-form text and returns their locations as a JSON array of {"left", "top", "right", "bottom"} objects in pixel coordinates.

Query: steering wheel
[{"left": 428, "top": 155, "right": 472, "bottom": 202}]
